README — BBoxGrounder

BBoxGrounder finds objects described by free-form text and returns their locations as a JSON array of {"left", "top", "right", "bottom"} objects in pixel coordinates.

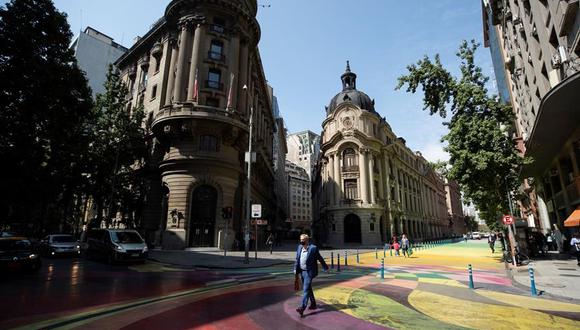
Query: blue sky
[{"left": 47, "top": 0, "right": 494, "bottom": 162}]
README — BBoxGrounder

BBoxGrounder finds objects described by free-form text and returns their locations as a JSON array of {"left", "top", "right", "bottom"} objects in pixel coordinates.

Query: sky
[{"left": 43, "top": 0, "right": 494, "bottom": 163}]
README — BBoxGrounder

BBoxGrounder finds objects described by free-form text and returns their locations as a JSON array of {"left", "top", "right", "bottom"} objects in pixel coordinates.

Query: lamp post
[
  {"left": 106, "top": 136, "right": 121, "bottom": 228},
  {"left": 243, "top": 85, "right": 254, "bottom": 264}
]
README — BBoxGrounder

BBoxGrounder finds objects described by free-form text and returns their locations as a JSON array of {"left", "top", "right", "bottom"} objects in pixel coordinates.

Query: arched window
[{"left": 342, "top": 148, "right": 358, "bottom": 168}]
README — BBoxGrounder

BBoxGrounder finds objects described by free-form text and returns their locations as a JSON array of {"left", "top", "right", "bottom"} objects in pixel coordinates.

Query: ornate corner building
[
  {"left": 312, "top": 63, "right": 465, "bottom": 246},
  {"left": 116, "top": 0, "right": 277, "bottom": 249}
]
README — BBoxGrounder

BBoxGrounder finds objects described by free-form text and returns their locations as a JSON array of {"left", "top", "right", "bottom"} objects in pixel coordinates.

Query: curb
[{"left": 147, "top": 257, "right": 293, "bottom": 270}]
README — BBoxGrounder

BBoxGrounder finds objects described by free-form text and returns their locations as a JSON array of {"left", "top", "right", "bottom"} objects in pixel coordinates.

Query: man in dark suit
[{"left": 294, "top": 234, "right": 329, "bottom": 316}]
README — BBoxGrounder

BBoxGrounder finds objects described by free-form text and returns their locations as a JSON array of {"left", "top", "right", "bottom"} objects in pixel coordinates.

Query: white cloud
[{"left": 421, "top": 142, "right": 450, "bottom": 163}]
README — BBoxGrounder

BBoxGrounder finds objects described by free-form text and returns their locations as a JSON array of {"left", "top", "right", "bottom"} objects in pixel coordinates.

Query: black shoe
[
  {"left": 296, "top": 307, "right": 305, "bottom": 316},
  {"left": 309, "top": 304, "right": 318, "bottom": 310}
]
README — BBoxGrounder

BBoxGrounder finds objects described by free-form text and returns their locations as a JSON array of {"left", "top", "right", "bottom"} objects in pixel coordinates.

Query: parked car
[
  {"left": 0, "top": 236, "right": 41, "bottom": 273},
  {"left": 471, "top": 232, "right": 482, "bottom": 240},
  {"left": 82, "top": 229, "right": 148, "bottom": 264},
  {"left": 39, "top": 234, "right": 80, "bottom": 257}
]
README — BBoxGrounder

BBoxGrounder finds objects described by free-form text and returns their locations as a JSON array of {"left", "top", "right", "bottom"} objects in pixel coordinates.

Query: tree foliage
[
  {"left": 85, "top": 65, "right": 147, "bottom": 228},
  {"left": 0, "top": 0, "right": 93, "bottom": 232},
  {"left": 396, "top": 40, "right": 525, "bottom": 229}
]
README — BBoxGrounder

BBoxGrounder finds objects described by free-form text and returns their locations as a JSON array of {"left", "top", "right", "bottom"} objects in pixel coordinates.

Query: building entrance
[
  {"left": 344, "top": 214, "right": 362, "bottom": 243},
  {"left": 189, "top": 185, "right": 217, "bottom": 247}
]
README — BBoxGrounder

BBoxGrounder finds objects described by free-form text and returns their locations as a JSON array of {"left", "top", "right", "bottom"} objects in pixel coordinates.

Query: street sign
[
  {"left": 251, "top": 204, "right": 261, "bottom": 218},
  {"left": 251, "top": 219, "right": 268, "bottom": 225},
  {"left": 502, "top": 215, "right": 513, "bottom": 225}
]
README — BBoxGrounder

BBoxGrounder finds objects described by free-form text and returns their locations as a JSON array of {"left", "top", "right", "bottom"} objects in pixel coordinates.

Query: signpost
[
  {"left": 251, "top": 204, "right": 262, "bottom": 260},
  {"left": 503, "top": 214, "right": 517, "bottom": 266},
  {"left": 222, "top": 207, "right": 233, "bottom": 257},
  {"left": 502, "top": 215, "right": 513, "bottom": 225}
]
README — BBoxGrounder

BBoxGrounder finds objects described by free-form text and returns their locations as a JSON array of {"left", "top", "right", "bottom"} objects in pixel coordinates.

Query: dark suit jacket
[{"left": 294, "top": 244, "right": 328, "bottom": 278}]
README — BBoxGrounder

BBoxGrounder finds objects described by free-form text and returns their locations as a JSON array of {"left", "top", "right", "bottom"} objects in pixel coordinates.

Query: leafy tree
[
  {"left": 85, "top": 65, "right": 146, "bottom": 228},
  {"left": 0, "top": 0, "right": 93, "bottom": 233},
  {"left": 396, "top": 40, "right": 526, "bottom": 230}
]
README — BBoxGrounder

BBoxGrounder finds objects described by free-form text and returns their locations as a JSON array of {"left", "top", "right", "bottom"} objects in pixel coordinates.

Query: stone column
[
  {"left": 328, "top": 154, "right": 335, "bottom": 206},
  {"left": 238, "top": 41, "right": 249, "bottom": 114},
  {"left": 335, "top": 153, "right": 342, "bottom": 203},
  {"left": 173, "top": 19, "right": 193, "bottom": 102},
  {"left": 359, "top": 150, "right": 369, "bottom": 203},
  {"left": 377, "top": 154, "right": 385, "bottom": 200},
  {"left": 163, "top": 36, "right": 178, "bottom": 106},
  {"left": 187, "top": 22, "right": 205, "bottom": 102},
  {"left": 228, "top": 35, "right": 240, "bottom": 109},
  {"left": 369, "top": 153, "right": 376, "bottom": 204}
]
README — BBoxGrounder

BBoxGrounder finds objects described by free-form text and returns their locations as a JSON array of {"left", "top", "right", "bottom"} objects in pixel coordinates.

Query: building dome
[{"left": 327, "top": 61, "right": 375, "bottom": 115}]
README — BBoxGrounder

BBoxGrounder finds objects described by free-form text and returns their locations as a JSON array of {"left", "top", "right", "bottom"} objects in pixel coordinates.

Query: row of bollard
[{"left": 466, "top": 263, "right": 537, "bottom": 296}]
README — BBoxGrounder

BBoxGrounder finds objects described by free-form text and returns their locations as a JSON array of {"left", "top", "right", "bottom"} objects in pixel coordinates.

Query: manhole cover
[{"left": 542, "top": 283, "right": 566, "bottom": 288}]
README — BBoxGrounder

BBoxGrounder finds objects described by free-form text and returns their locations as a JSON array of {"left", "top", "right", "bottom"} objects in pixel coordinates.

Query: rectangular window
[
  {"left": 332, "top": 223, "right": 336, "bottom": 231},
  {"left": 370, "top": 223, "right": 375, "bottom": 231},
  {"left": 211, "top": 17, "right": 225, "bottom": 34},
  {"left": 199, "top": 135, "right": 219, "bottom": 152},
  {"left": 207, "top": 69, "right": 222, "bottom": 90},
  {"left": 206, "top": 97, "right": 220, "bottom": 108},
  {"left": 209, "top": 40, "right": 224, "bottom": 61},
  {"left": 151, "top": 85, "right": 157, "bottom": 100},
  {"left": 344, "top": 179, "right": 358, "bottom": 200}
]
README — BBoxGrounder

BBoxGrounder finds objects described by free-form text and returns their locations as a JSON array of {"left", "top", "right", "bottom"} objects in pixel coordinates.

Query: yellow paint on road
[
  {"left": 409, "top": 290, "right": 580, "bottom": 329},
  {"left": 477, "top": 290, "right": 580, "bottom": 313}
]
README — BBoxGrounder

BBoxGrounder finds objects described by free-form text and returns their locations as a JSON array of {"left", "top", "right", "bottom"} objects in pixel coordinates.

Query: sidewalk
[
  {"left": 508, "top": 255, "right": 580, "bottom": 302},
  {"left": 149, "top": 246, "right": 377, "bottom": 269}
]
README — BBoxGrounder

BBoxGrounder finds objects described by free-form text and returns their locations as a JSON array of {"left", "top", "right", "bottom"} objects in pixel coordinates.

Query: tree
[
  {"left": 396, "top": 40, "right": 526, "bottom": 230},
  {"left": 85, "top": 65, "right": 146, "bottom": 228},
  {"left": 0, "top": 0, "right": 93, "bottom": 233}
]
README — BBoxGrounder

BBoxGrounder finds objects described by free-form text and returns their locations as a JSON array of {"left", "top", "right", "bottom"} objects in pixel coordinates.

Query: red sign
[
  {"left": 251, "top": 219, "right": 268, "bottom": 226},
  {"left": 502, "top": 215, "right": 513, "bottom": 225}
]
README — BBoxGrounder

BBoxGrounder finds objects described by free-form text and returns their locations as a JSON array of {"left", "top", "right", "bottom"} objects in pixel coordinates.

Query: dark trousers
[{"left": 300, "top": 270, "right": 315, "bottom": 308}]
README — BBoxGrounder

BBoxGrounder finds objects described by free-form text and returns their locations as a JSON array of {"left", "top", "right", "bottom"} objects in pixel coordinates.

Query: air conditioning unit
[
  {"left": 513, "top": 15, "right": 522, "bottom": 25},
  {"left": 505, "top": 9, "right": 513, "bottom": 20},
  {"left": 531, "top": 26, "right": 538, "bottom": 37},
  {"left": 551, "top": 53, "right": 562, "bottom": 68},
  {"left": 505, "top": 54, "right": 516, "bottom": 71},
  {"left": 558, "top": 45, "right": 569, "bottom": 63},
  {"left": 518, "top": 23, "right": 525, "bottom": 33}
]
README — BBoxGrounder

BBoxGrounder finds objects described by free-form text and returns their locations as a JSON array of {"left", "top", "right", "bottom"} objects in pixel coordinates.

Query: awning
[{"left": 564, "top": 207, "right": 580, "bottom": 227}]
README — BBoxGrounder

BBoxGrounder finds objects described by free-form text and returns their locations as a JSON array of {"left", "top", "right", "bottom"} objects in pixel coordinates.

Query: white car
[
  {"left": 40, "top": 234, "right": 81, "bottom": 256},
  {"left": 471, "top": 232, "right": 481, "bottom": 240}
]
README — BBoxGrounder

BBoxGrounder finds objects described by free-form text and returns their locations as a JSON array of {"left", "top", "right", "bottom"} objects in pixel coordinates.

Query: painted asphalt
[{"left": 2, "top": 241, "right": 580, "bottom": 329}]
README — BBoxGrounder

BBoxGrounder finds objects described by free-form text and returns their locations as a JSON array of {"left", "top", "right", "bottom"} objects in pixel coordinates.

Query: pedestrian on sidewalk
[
  {"left": 294, "top": 234, "right": 329, "bottom": 317},
  {"left": 553, "top": 224, "right": 566, "bottom": 253},
  {"left": 488, "top": 232, "right": 497, "bottom": 253},
  {"left": 401, "top": 234, "right": 410, "bottom": 258},
  {"left": 393, "top": 241, "right": 401, "bottom": 256},
  {"left": 570, "top": 233, "right": 580, "bottom": 266},
  {"left": 266, "top": 232, "right": 274, "bottom": 254}
]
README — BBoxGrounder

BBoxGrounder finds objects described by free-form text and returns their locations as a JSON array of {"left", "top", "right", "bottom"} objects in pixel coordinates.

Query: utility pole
[
  {"left": 506, "top": 186, "right": 518, "bottom": 266},
  {"left": 243, "top": 85, "right": 253, "bottom": 264}
]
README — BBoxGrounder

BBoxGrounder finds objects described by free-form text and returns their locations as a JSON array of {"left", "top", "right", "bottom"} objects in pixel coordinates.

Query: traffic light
[{"left": 222, "top": 207, "right": 233, "bottom": 219}]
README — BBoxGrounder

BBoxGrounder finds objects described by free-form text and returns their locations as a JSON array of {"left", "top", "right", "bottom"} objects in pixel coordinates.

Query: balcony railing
[
  {"left": 207, "top": 51, "right": 226, "bottom": 62},
  {"left": 205, "top": 80, "right": 224, "bottom": 91},
  {"left": 209, "top": 24, "right": 225, "bottom": 34},
  {"left": 341, "top": 165, "right": 359, "bottom": 172}
]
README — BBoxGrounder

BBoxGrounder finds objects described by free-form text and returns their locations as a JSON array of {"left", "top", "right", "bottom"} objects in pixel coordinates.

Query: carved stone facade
[
  {"left": 313, "top": 64, "right": 460, "bottom": 246},
  {"left": 116, "top": 0, "right": 277, "bottom": 249}
]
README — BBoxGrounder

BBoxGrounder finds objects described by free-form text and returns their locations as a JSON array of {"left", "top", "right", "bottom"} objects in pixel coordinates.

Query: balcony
[
  {"left": 207, "top": 51, "right": 226, "bottom": 63},
  {"left": 205, "top": 80, "right": 224, "bottom": 91},
  {"left": 558, "top": 0, "right": 579, "bottom": 37},
  {"left": 209, "top": 24, "right": 225, "bottom": 34},
  {"left": 341, "top": 165, "right": 359, "bottom": 173},
  {"left": 554, "top": 191, "right": 566, "bottom": 209}
]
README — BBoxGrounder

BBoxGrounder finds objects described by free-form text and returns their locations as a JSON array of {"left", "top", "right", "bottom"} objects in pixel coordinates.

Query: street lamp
[{"left": 243, "top": 84, "right": 254, "bottom": 264}]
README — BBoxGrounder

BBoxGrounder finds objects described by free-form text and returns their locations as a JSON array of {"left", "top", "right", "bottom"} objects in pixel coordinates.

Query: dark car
[
  {"left": 0, "top": 237, "right": 42, "bottom": 273},
  {"left": 82, "top": 229, "right": 148, "bottom": 264},
  {"left": 39, "top": 234, "right": 81, "bottom": 257}
]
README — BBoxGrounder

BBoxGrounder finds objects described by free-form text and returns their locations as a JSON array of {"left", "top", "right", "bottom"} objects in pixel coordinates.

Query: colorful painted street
[{"left": 2, "top": 240, "right": 579, "bottom": 330}]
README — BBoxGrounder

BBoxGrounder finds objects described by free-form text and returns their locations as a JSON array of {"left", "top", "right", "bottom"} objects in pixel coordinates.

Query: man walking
[
  {"left": 294, "top": 234, "right": 329, "bottom": 317},
  {"left": 488, "top": 232, "right": 497, "bottom": 253}
]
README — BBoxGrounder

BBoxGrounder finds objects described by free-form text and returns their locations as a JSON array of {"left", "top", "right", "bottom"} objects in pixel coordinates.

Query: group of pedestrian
[{"left": 390, "top": 234, "right": 412, "bottom": 257}]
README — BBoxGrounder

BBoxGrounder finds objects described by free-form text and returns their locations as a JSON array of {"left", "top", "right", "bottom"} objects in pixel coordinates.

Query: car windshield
[
  {"left": 52, "top": 235, "right": 75, "bottom": 243},
  {"left": 0, "top": 239, "right": 31, "bottom": 251},
  {"left": 110, "top": 232, "right": 143, "bottom": 244}
]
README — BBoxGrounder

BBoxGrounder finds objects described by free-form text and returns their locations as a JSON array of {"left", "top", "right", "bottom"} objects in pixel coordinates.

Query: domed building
[
  {"left": 313, "top": 63, "right": 461, "bottom": 246},
  {"left": 116, "top": 0, "right": 278, "bottom": 249}
]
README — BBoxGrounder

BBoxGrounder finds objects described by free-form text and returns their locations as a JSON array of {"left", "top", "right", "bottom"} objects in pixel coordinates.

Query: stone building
[
  {"left": 482, "top": 0, "right": 580, "bottom": 233},
  {"left": 115, "top": 0, "right": 277, "bottom": 249},
  {"left": 270, "top": 86, "right": 289, "bottom": 228},
  {"left": 312, "top": 63, "right": 455, "bottom": 246},
  {"left": 445, "top": 178, "right": 466, "bottom": 235},
  {"left": 286, "top": 161, "right": 312, "bottom": 231}
]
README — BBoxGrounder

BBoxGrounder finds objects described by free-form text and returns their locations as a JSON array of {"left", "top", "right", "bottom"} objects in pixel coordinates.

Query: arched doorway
[
  {"left": 189, "top": 185, "right": 217, "bottom": 247},
  {"left": 344, "top": 214, "right": 361, "bottom": 243}
]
